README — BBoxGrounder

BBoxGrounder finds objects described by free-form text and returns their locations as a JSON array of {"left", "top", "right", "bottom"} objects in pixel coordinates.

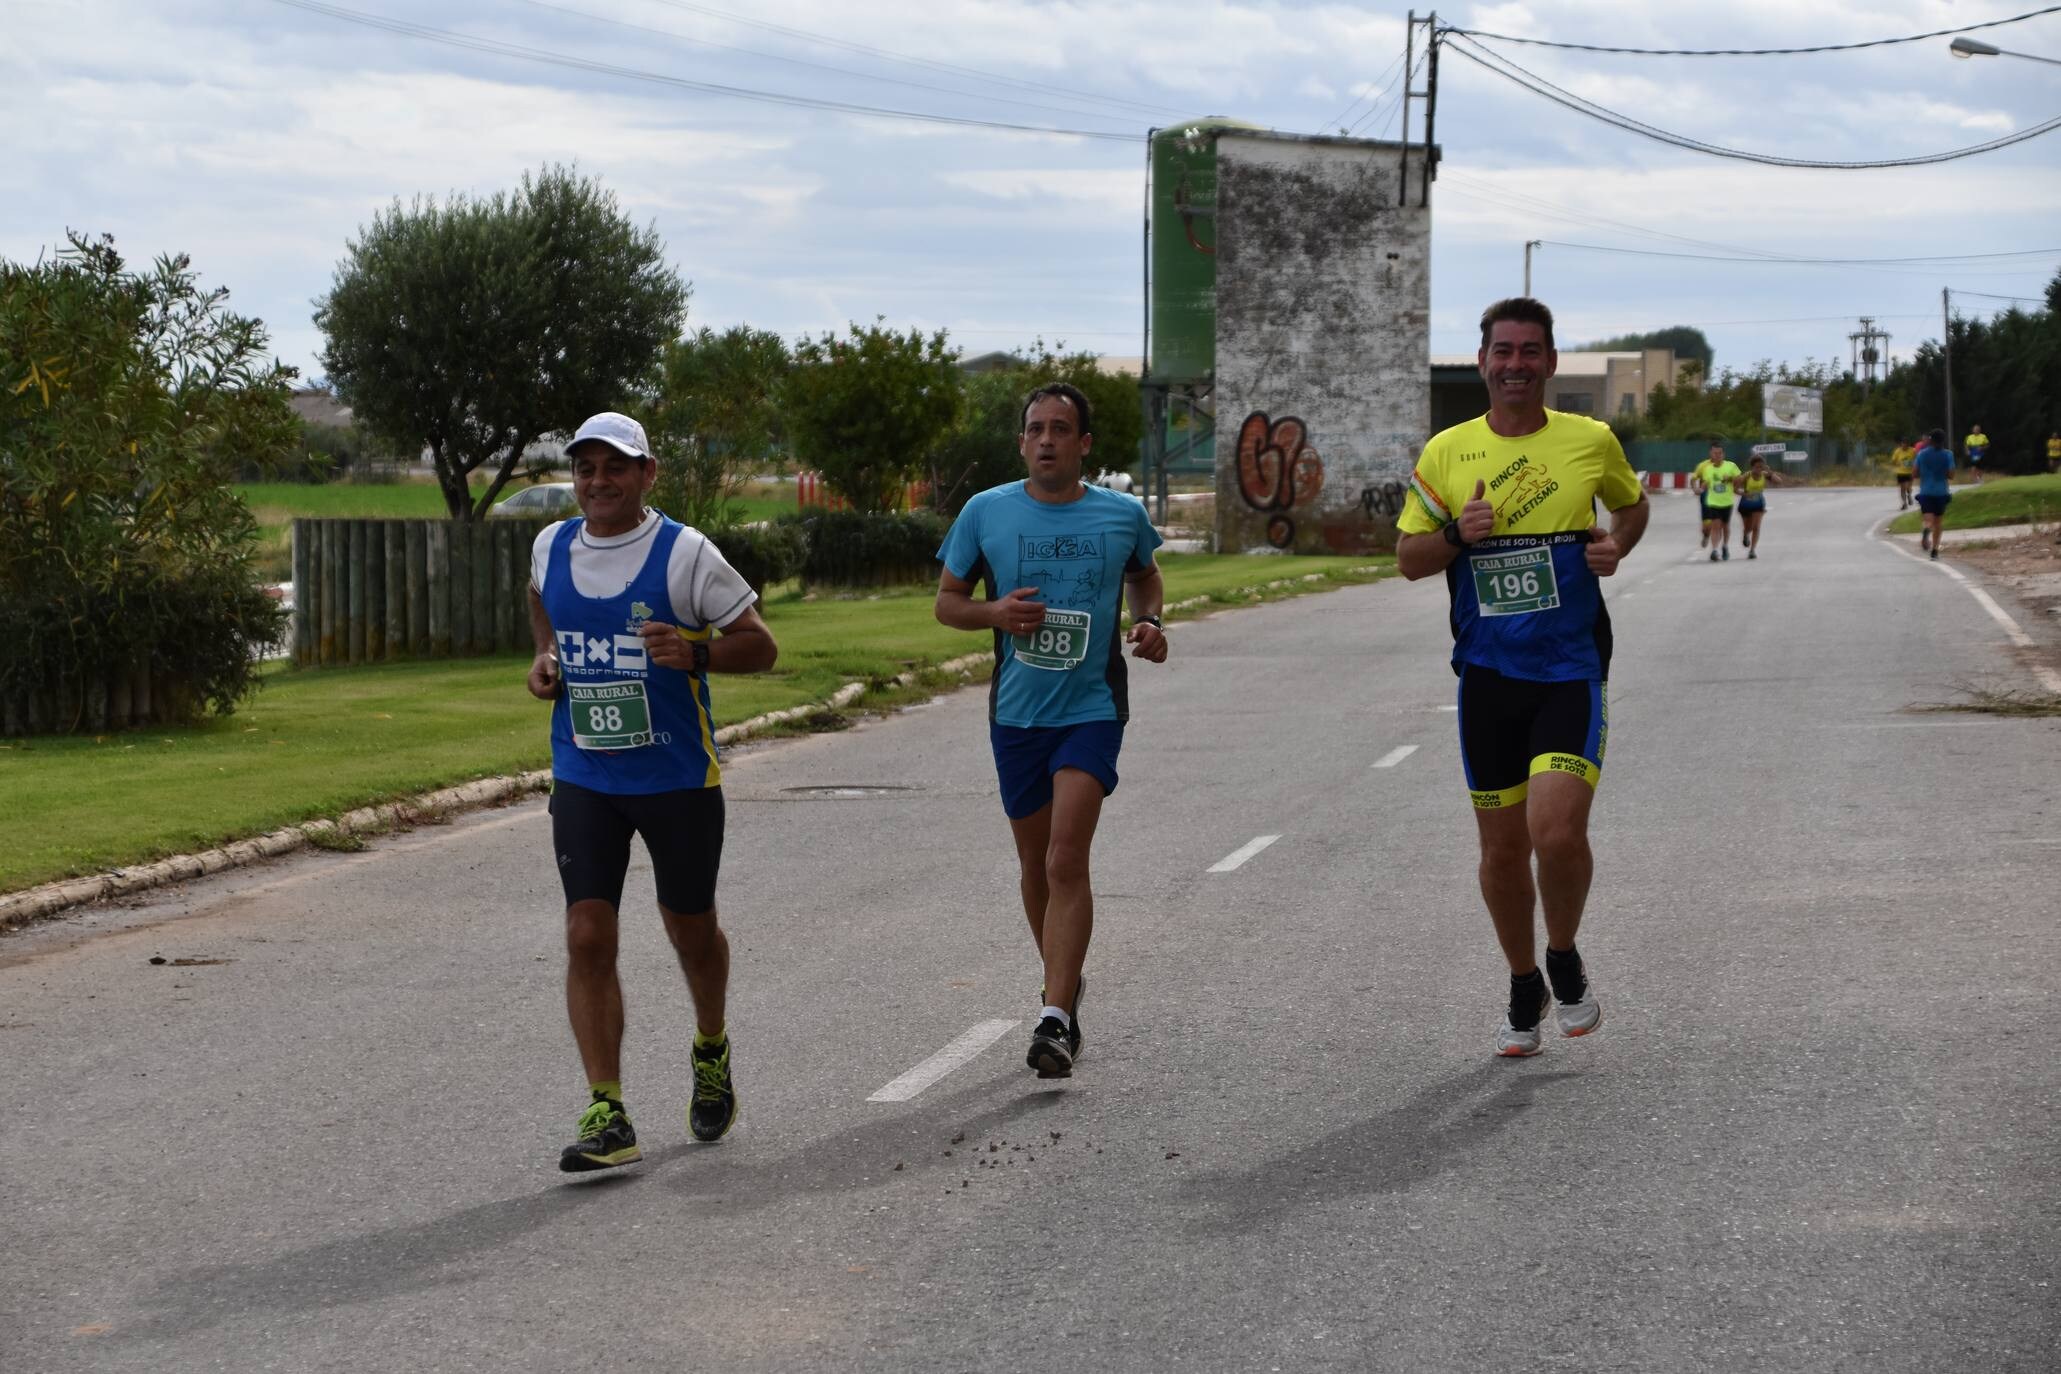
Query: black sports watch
[
  {"left": 690, "top": 640, "right": 710, "bottom": 673},
  {"left": 1441, "top": 521, "right": 1468, "bottom": 549},
  {"left": 1135, "top": 614, "right": 1163, "bottom": 629}
]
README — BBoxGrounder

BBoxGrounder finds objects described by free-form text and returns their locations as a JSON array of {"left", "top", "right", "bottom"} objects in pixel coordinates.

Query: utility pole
[
  {"left": 1941, "top": 288, "right": 1956, "bottom": 452},
  {"left": 1419, "top": 14, "right": 1439, "bottom": 209},
  {"left": 1398, "top": 12, "right": 1413, "bottom": 206},
  {"left": 1524, "top": 240, "right": 1541, "bottom": 296},
  {"left": 1847, "top": 316, "right": 1889, "bottom": 399}
]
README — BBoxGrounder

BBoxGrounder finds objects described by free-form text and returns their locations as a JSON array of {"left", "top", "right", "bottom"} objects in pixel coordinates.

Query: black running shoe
[
  {"left": 1026, "top": 1015, "right": 1074, "bottom": 1078},
  {"left": 689, "top": 1036, "right": 738, "bottom": 1142},
  {"left": 559, "top": 1097, "right": 641, "bottom": 1172},
  {"left": 1041, "top": 976, "right": 1087, "bottom": 1064}
]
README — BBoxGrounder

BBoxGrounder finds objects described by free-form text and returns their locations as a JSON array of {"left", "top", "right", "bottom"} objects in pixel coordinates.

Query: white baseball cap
[{"left": 566, "top": 411, "right": 651, "bottom": 460}]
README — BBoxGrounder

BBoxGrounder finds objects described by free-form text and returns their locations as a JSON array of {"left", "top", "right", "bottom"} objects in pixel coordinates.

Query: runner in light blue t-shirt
[{"left": 934, "top": 383, "right": 1168, "bottom": 1080}]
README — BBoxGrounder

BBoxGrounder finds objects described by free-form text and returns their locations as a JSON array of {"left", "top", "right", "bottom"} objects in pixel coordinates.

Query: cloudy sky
[{"left": 9, "top": 1, "right": 2059, "bottom": 382}]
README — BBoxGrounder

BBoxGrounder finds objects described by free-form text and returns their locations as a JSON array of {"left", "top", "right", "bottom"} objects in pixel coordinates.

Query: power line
[
  {"left": 267, "top": 0, "right": 1146, "bottom": 141},
  {"left": 1352, "top": 47, "right": 1425, "bottom": 139},
  {"left": 1949, "top": 289, "right": 2051, "bottom": 304},
  {"left": 1326, "top": 49, "right": 1407, "bottom": 135},
  {"left": 1539, "top": 241, "right": 2061, "bottom": 267},
  {"left": 1441, "top": 31, "right": 2061, "bottom": 168},
  {"left": 1448, "top": 5, "right": 2061, "bottom": 56},
  {"left": 636, "top": 0, "right": 1187, "bottom": 120},
  {"left": 502, "top": 0, "right": 1182, "bottom": 126}
]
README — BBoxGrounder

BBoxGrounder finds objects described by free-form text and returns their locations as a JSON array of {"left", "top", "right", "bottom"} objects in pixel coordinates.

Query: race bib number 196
[
  {"left": 1470, "top": 545, "right": 1560, "bottom": 617},
  {"left": 567, "top": 679, "right": 654, "bottom": 749},
  {"left": 1011, "top": 607, "right": 1092, "bottom": 671}
]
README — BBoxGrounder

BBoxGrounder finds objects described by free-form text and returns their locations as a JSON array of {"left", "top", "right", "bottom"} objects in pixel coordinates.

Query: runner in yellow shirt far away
[
  {"left": 1692, "top": 443, "right": 1743, "bottom": 561},
  {"left": 1888, "top": 438, "right": 1916, "bottom": 510},
  {"left": 1965, "top": 424, "right": 1990, "bottom": 482}
]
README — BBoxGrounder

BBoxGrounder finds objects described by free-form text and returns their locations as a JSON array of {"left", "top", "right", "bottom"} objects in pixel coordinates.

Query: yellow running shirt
[
  {"left": 1694, "top": 458, "right": 1743, "bottom": 507},
  {"left": 1400, "top": 409, "right": 1643, "bottom": 682}
]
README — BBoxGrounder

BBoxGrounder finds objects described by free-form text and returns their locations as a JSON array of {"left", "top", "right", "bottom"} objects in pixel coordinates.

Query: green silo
[{"left": 1147, "top": 119, "right": 1257, "bottom": 384}]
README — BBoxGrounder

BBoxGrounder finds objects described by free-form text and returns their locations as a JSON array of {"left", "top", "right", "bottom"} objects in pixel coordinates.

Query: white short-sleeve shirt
[{"left": 531, "top": 511, "right": 757, "bottom": 630}]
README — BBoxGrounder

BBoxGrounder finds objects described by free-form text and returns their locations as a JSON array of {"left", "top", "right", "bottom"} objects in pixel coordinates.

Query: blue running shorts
[{"left": 989, "top": 720, "right": 1123, "bottom": 819}]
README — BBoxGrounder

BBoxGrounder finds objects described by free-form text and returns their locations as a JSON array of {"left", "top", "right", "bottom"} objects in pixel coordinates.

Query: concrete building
[
  {"left": 1145, "top": 121, "right": 1433, "bottom": 553},
  {"left": 1430, "top": 348, "right": 1694, "bottom": 433}
]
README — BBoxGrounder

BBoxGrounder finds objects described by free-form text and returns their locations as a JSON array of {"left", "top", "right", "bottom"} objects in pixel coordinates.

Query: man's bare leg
[{"left": 565, "top": 898, "right": 624, "bottom": 1083}]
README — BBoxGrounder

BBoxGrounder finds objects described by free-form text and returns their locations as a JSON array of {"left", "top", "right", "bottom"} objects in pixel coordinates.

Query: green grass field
[
  {"left": 0, "top": 554, "right": 1391, "bottom": 892},
  {"left": 1884, "top": 473, "right": 2061, "bottom": 535}
]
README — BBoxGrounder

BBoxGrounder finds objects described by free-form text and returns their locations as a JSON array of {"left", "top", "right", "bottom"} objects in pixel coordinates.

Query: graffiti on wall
[
  {"left": 1358, "top": 481, "right": 1406, "bottom": 519},
  {"left": 1235, "top": 411, "right": 1324, "bottom": 548}
]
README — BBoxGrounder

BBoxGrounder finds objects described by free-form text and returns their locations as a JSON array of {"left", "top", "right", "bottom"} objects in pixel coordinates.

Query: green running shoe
[
  {"left": 689, "top": 1037, "right": 737, "bottom": 1142},
  {"left": 559, "top": 1097, "right": 640, "bottom": 1172}
]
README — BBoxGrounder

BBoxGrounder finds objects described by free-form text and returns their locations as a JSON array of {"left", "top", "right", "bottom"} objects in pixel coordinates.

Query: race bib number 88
[
  {"left": 1011, "top": 607, "right": 1092, "bottom": 671},
  {"left": 1470, "top": 545, "right": 1560, "bottom": 617},
  {"left": 567, "top": 680, "right": 654, "bottom": 749}
]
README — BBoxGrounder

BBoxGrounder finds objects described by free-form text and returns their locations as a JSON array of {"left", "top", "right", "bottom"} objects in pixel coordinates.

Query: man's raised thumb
[{"left": 1471, "top": 478, "right": 1486, "bottom": 501}]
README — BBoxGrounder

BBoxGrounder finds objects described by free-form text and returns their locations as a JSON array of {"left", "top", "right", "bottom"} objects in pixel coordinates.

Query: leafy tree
[
  {"left": 782, "top": 320, "right": 960, "bottom": 512},
  {"left": 1884, "top": 272, "right": 2060, "bottom": 473},
  {"left": 925, "top": 346, "right": 1144, "bottom": 515},
  {"left": 315, "top": 165, "right": 688, "bottom": 519},
  {"left": 0, "top": 232, "right": 294, "bottom": 735},
  {"left": 1581, "top": 325, "right": 1715, "bottom": 374},
  {"left": 642, "top": 325, "right": 789, "bottom": 529}
]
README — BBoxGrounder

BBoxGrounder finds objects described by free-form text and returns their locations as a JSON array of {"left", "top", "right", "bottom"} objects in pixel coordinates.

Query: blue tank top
[{"left": 543, "top": 516, "right": 722, "bottom": 793}]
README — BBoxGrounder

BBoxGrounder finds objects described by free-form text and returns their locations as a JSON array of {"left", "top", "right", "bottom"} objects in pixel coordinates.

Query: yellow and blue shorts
[{"left": 1456, "top": 664, "right": 1606, "bottom": 810}]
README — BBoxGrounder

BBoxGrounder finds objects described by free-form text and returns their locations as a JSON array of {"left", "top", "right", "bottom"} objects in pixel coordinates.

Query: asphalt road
[{"left": 4, "top": 488, "right": 2056, "bottom": 1373}]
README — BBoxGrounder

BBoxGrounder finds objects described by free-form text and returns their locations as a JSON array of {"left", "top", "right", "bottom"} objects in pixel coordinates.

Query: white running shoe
[
  {"left": 1548, "top": 953, "right": 1604, "bottom": 1037},
  {"left": 1495, "top": 979, "right": 1552, "bottom": 1057}
]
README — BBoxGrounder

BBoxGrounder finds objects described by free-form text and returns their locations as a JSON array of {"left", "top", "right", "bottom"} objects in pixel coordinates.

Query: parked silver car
[{"left": 488, "top": 482, "right": 578, "bottom": 519}]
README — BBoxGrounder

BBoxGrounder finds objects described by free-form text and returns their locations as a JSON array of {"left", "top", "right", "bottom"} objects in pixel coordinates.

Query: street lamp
[{"left": 1949, "top": 35, "right": 2061, "bottom": 66}]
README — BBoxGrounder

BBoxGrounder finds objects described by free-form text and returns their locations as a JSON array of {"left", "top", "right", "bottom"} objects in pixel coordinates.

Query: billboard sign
[{"left": 1762, "top": 384, "right": 1823, "bottom": 434}]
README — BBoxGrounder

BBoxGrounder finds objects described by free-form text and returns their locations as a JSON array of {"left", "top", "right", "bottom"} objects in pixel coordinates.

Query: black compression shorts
[
  {"left": 1457, "top": 664, "right": 1607, "bottom": 810},
  {"left": 549, "top": 778, "right": 725, "bottom": 914}
]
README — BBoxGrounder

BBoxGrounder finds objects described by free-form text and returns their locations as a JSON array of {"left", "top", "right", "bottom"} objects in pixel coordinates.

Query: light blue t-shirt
[
  {"left": 938, "top": 481, "right": 1164, "bottom": 728},
  {"left": 1915, "top": 446, "right": 1955, "bottom": 498}
]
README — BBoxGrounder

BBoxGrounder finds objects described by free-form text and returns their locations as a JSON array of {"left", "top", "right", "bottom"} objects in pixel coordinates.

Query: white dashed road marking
[
  {"left": 1371, "top": 745, "right": 1419, "bottom": 769},
  {"left": 867, "top": 1019, "right": 1019, "bottom": 1102},
  {"left": 1208, "top": 835, "right": 1281, "bottom": 873}
]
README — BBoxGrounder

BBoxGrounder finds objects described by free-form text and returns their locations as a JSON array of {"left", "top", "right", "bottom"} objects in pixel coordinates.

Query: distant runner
[
  {"left": 1914, "top": 427, "right": 1956, "bottom": 561},
  {"left": 2047, "top": 430, "right": 2059, "bottom": 473},
  {"left": 1396, "top": 297, "right": 1650, "bottom": 1057},
  {"left": 528, "top": 412, "right": 778, "bottom": 1171},
  {"left": 1693, "top": 442, "right": 1742, "bottom": 562},
  {"left": 1889, "top": 438, "right": 1916, "bottom": 510},
  {"left": 933, "top": 383, "right": 1168, "bottom": 1079},
  {"left": 1737, "top": 455, "right": 1783, "bottom": 560},
  {"left": 1965, "top": 424, "right": 1989, "bottom": 482}
]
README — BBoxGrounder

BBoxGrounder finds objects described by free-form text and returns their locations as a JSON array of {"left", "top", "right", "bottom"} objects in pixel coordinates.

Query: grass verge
[
  {"left": 1884, "top": 473, "right": 2061, "bottom": 535},
  {"left": 0, "top": 553, "right": 1392, "bottom": 893}
]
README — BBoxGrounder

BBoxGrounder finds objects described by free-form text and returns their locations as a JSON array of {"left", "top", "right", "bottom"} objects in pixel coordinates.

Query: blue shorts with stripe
[{"left": 1457, "top": 664, "right": 1607, "bottom": 810}]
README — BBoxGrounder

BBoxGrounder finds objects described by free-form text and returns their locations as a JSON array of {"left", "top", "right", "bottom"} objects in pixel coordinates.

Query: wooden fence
[{"left": 292, "top": 518, "right": 549, "bottom": 668}]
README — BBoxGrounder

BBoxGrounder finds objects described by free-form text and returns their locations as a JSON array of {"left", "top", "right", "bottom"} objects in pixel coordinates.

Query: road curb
[
  {"left": 1, "top": 569, "right": 1378, "bottom": 931},
  {"left": 0, "top": 651, "right": 1001, "bottom": 932}
]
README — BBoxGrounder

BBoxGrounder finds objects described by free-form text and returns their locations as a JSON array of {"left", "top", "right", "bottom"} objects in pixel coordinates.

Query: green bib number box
[
  {"left": 568, "top": 679, "right": 654, "bottom": 750},
  {"left": 1470, "top": 545, "right": 1560, "bottom": 617},
  {"left": 1012, "top": 608, "right": 1092, "bottom": 671}
]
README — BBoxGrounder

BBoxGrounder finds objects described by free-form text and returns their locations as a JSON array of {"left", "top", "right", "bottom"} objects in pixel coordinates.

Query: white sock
[{"left": 1040, "top": 1005, "right": 1071, "bottom": 1029}]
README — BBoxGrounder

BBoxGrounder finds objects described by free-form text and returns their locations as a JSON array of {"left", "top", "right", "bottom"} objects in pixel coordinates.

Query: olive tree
[
  {"left": 0, "top": 233, "right": 295, "bottom": 735},
  {"left": 316, "top": 166, "right": 688, "bottom": 518}
]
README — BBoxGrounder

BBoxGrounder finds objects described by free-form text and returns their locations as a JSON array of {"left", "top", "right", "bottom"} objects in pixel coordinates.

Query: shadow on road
[{"left": 1179, "top": 1061, "right": 1586, "bottom": 1235}]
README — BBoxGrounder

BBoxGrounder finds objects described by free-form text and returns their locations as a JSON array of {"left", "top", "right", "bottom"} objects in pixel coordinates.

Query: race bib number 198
[
  {"left": 567, "top": 679, "right": 654, "bottom": 749},
  {"left": 1011, "top": 607, "right": 1092, "bottom": 671},
  {"left": 1470, "top": 545, "right": 1561, "bottom": 617}
]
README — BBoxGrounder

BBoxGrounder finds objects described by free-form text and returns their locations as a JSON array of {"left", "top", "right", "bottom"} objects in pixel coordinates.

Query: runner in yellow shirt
[
  {"left": 1888, "top": 439, "right": 1916, "bottom": 510},
  {"left": 1692, "top": 444, "right": 1743, "bottom": 562},
  {"left": 1965, "top": 424, "right": 1990, "bottom": 483},
  {"left": 1736, "top": 455, "right": 1783, "bottom": 559},
  {"left": 2046, "top": 431, "right": 2059, "bottom": 473}
]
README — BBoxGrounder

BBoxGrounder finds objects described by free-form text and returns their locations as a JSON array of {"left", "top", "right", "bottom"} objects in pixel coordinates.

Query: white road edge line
[
  {"left": 1208, "top": 834, "right": 1282, "bottom": 873},
  {"left": 1371, "top": 745, "right": 1419, "bottom": 768},
  {"left": 867, "top": 1019, "right": 1019, "bottom": 1103},
  {"left": 1870, "top": 517, "right": 2061, "bottom": 694}
]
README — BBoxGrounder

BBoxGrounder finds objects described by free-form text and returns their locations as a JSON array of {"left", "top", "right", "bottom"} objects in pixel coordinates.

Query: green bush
[
  {"left": 707, "top": 520, "right": 807, "bottom": 599},
  {"left": 776, "top": 509, "right": 948, "bottom": 589}
]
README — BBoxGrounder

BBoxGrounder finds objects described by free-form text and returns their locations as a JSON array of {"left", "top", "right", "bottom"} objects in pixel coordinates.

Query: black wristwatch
[
  {"left": 1441, "top": 521, "right": 1468, "bottom": 549},
  {"left": 1135, "top": 614, "right": 1162, "bottom": 629},
  {"left": 690, "top": 640, "right": 710, "bottom": 673}
]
